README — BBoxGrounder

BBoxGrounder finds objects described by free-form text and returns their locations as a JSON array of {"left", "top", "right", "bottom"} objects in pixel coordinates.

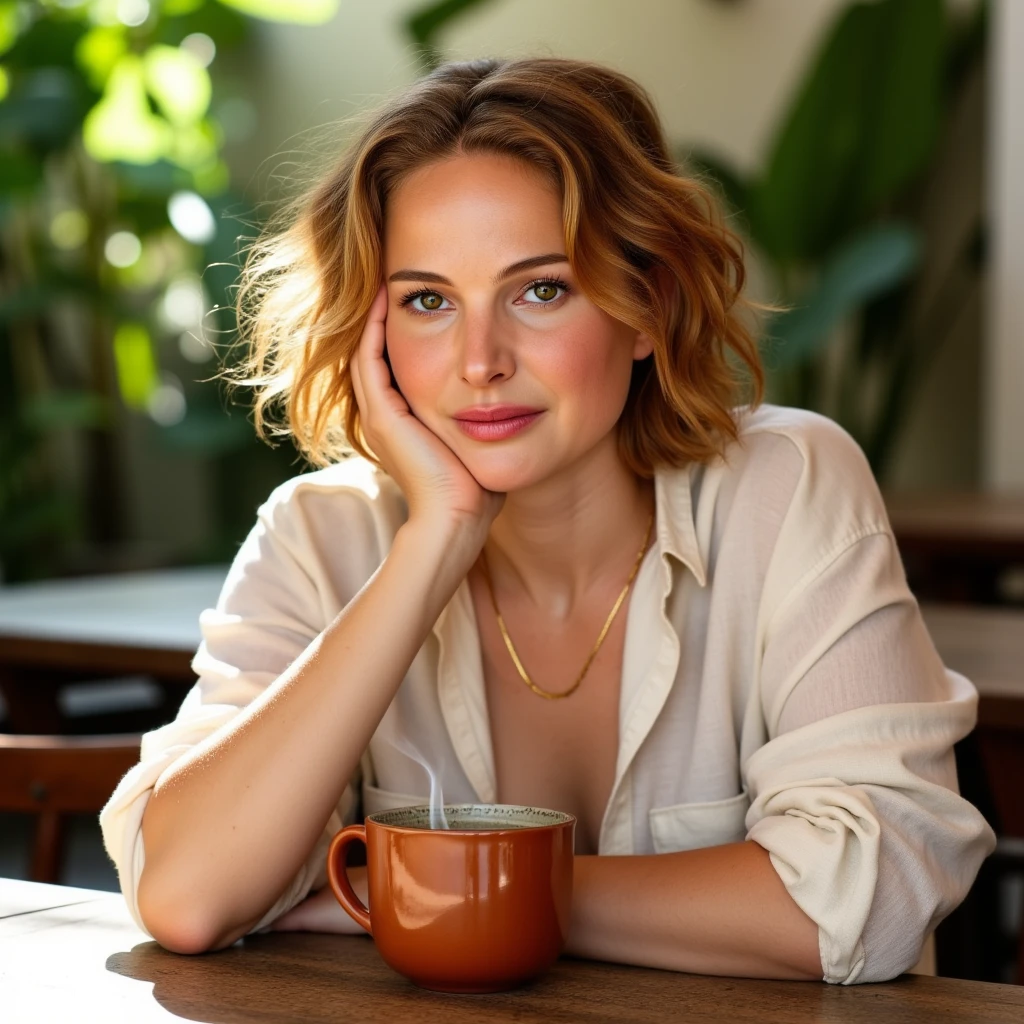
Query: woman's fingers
[
  {"left": 349, "top": 284, "right": 382, "bottom": 415},
  {"left": 355, "top": 283, "right": 407, "bottom": 420}
]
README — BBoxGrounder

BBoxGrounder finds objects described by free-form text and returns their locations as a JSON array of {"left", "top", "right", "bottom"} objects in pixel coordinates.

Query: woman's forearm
[
  {"left": 566, "top": 840, "right": 822, "bottom": 981},
  {"left": 137, "top": 517, "right": 479, "bottom": 955}
]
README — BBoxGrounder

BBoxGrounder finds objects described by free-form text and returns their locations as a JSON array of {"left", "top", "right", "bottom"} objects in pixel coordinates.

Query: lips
[
  {"left": 452, "top": 406, "right": 544, "bottom": 441},
  {"left": 452, "top": 405, "right": 545, "bottom": 422}
]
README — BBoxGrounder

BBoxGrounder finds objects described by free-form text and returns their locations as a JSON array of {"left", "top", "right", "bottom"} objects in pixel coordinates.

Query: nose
[{"left": 457, "top": 309, "right": 515, "bottom": 387}]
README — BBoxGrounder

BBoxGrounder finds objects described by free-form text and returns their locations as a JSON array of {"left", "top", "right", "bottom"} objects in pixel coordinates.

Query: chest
[{"left": 467, "top": 569, "right": 626, "bottom": 855}]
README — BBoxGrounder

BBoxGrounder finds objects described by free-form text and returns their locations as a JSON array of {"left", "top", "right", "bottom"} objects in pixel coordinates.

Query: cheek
[
  {"left": 537, "top": 318, "right": 634, "bottom": 424},
  {"left": 385, "top": 330, "right": 445, "bottom": 406}
]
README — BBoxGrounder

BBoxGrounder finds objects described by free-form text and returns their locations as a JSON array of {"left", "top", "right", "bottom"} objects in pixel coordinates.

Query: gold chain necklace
[{"left": 480, "top": 508, "right": 655, "bottom": 701}]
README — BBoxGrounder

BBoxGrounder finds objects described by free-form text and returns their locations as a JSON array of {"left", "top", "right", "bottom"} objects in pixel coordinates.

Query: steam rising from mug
[{"left": 386, "top": 734, "right": 450, "bottom": 829}]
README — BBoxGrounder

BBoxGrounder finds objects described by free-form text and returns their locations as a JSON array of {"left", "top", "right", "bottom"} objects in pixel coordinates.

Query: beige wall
[
  {"left": 985, "top": 0, "right": 1024, "bottom": 489},
  {"left": 220, "top": 0, "right": 989, "bottom": 492},
  {"left": 236, "top": 0, "right": 847, "bottom": 186}
]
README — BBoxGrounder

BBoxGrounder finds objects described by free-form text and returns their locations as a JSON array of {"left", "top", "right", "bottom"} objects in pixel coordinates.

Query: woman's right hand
[{"left": 350, "top": 282, "right": 505, "bottom": 540}]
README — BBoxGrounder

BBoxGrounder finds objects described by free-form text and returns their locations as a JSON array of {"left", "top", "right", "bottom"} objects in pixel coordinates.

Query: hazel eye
[
  {"left": 398, "top": 289, "right": 452, "bottom": 315},
  {"left": 521, "top": 277, "right": 570, "bottom": 304}
]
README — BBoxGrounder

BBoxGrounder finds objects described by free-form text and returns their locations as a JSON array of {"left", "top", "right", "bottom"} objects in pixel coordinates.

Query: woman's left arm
[
  {"left": 568, "top": 840, "right": 822, "bottom": 979},
  {"left": 273, "top": 840, "right": 823, "bottom": 978}
]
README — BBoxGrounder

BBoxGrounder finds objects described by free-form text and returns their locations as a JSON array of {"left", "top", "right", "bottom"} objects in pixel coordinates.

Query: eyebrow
[{"left": 387, "top": 252, "right": 569, "bottom": 287}]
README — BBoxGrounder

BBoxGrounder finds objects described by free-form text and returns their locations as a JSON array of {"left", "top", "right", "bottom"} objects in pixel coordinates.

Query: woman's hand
[
  {"left": 350, "top": 282, "right": 505, "bottom": 538},
  {"left": 270, "top": 871, "right": 369, "bottom": 935}
]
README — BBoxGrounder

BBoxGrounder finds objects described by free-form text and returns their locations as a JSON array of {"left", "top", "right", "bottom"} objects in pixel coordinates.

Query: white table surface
[{"left": 0, "top": 566, "right": 228, "bottom": 651}]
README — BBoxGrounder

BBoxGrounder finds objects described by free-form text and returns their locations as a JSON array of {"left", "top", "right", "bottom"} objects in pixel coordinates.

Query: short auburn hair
[{"left": 233, "top": 56, "right": 765, "bottom": 476}]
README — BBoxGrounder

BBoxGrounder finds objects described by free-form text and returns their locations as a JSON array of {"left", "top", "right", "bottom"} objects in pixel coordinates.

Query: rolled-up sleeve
[
  {"left": 98, "top": 486, "right": 361, "bottom": 937},
  {"left": 744, "top": 529, "right": 996, "bottom": 984}
]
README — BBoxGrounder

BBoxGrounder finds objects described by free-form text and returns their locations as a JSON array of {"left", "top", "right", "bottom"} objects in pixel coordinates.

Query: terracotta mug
[{"left": 327, "top": 803, "right": 576, "bottom": 993}]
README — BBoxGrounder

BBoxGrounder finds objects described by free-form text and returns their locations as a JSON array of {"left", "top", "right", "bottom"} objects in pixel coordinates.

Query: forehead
[{"left": 383, "top": 152, "right": 564, "bottom": 265}]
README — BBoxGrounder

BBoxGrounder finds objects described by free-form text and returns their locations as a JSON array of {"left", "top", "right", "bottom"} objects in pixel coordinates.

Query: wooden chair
[{"left": 0, "top": 733, "right": 141, "bottom": 883}]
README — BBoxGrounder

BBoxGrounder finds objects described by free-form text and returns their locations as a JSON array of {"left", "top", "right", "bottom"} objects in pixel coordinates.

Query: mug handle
[{"left": 327, "top": 825, "right": 372, "bottom": 934}]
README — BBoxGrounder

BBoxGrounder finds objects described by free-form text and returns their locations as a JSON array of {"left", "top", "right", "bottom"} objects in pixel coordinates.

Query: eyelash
[{"left": 396, "top": 276, "right": 572, "bottom": 317}]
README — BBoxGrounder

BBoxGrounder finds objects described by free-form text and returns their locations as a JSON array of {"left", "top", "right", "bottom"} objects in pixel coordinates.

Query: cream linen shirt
[{"left": 99, "top": 403, "right": 995, "bottom": 984}]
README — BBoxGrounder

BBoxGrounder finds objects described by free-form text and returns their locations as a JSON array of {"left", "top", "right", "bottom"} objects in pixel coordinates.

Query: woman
[{"left": 100, "top": 56, "right": 993, "bottom": 984}]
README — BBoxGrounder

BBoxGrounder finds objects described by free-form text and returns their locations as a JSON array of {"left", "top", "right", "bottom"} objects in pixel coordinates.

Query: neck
[{"left": 480, "top": 433, "right": 655, "bottom": 620}]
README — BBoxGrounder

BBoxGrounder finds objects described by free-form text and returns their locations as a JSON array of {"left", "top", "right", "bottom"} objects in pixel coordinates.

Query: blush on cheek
[
  {"left": 387, "top": 340, "right": 448, "bottom": 424},
  {"left": 538, "top": 321, "right": 633, "bottom": 432}
]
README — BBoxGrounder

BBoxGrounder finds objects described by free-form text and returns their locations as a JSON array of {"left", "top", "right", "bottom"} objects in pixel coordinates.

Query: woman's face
[{"left": 382, "top": 150, "right": 653, "bottom": 494}]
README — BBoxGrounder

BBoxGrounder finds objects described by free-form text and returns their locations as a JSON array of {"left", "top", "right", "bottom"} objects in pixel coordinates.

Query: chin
[{"left": 456, "top": 446, "right": 558, "bottom": 494}]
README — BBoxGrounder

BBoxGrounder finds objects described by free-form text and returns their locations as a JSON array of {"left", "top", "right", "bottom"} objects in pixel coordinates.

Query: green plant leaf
[
  {"left": 854, "top": 0, "right": 943, "bottom": 216},
  {"left": 169, "top": 117, "right": 219, "bottom": 170},
  {"left": 144, "top": 43, "right": 211, "bottom": 125},
  {"left": 83, "top": 54, "right": 173, "bottom": 164},
  {"left": 765, "top": 223, "right": 922, "bottom": 368},
  {"left": 405, "top": 0, "right": 496, "bottom": 45},
  {"left": 75, "top": 25, "right": 128, "bottom": 91},
  {"left": 751, "top": 0, "right": 943, "bottom": 263},
  {"left": 215, "top": 0, "right": 338, "bottom": 24},
  {"left": 113, "top": 322, "right": 158, "bottom": 408},
  {"left": 0, "top": 2, "right": 19, "bottom": 58}
]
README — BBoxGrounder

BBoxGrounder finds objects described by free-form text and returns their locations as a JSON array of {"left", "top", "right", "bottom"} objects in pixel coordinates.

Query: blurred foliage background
[
  {"left": 0, "top": 0, "right": 341, "bottom": 582},
  {"left": 0, "top": 0, "right": 988, "bottom": 582},
  {"left": 687, "top": 0, "right": 987, "bottom": 479}
]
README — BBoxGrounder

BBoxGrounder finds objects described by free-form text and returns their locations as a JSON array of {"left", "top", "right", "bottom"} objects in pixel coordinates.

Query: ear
[
  {"left": 633, "top": 329, "right": 655, "bottom": 361},
  {"left": 633, "top": 264, "right": 672, "bottom": 361}
]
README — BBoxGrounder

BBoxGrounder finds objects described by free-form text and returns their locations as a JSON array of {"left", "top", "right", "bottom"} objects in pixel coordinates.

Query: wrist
[
  {"left": 389, "top": 516, "right": 485, "bottom": 618},
  {"left": 397, "top": 514, "right": 487, "bottom": 568}
]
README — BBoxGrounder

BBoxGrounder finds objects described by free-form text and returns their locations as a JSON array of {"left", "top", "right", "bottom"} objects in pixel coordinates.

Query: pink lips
[{"left": 453, "top": 405, "right": 544, "bottom": 441}]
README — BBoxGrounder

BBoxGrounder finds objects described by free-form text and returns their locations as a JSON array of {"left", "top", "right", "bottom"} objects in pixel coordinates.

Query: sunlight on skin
[
  {"left": 270, "top": 152, "right": 821, "bottom": 980},
  {"left": 383, "top": 151, "right": 654, "bottom": 498}
]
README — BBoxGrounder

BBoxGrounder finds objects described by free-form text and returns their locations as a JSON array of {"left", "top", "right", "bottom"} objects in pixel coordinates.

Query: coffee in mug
[{"left": 327, "top": 803, "right": 575, "bottom": 993}]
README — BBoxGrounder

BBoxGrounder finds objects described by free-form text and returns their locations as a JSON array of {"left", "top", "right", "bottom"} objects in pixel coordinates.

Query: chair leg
[
  {"left": 31, "top": 811, "right": 66, "bottom": 883},
  {"left": 1018, "top": 909, "right": 1024, "bottom": 985}
]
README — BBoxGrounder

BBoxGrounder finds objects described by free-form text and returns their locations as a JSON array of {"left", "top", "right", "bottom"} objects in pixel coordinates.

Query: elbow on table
[{"left": 136, "top": 869, "right": 254, "bottom": 955}]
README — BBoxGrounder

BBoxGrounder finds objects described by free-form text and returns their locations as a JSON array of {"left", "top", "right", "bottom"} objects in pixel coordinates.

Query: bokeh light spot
[
  {"left": 168, "top": 191, "right": 216, "bottom": 244},
  {"left": 116, "top": 0, "right": 150, "bottom": 28},
  {"left": 181, "top": 33, "right": 216, "bottom": 68},
  {"left": 179, "top": 330, "right": 214, "bottom": 363},
  {"left": 51, "top": 209, "right": 90, "bottom": 250},
  {"left": 147, "top": 373, "right": 187, "bottom": 425},
  {"left": 105, "top": 230, "right": 142, "bottom": 267},
  {"left": 161, "top": 275, "right": 205, "bottom": 331}
]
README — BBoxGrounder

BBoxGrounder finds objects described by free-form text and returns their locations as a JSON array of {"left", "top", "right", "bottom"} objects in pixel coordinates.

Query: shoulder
[
  {"left": 733, "top": 403, "right": 870, "bottom": 470},
  {"left": 724, "top": 403, "right": 891, "bottom": 536},
  {"left": 686, "top": 404, "right": 895, "bottom": 602},
  {"left": 259, "top": 456, "right": 407, "bottom": 528},
  {"left": 248, "top": 457, "right": 409, "bottom": 572}
]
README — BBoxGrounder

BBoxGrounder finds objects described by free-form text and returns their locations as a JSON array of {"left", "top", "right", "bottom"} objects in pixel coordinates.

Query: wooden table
[
  {"left": 887, "top": 492, "right": 1024, "bottom": 552},
  {"left": 921, "top": 602, "right": 1024, "bottom": 836},
  {"left": 0, "top": 567, "right": 226, "bottom": 733},
  {"left": 2, "top": 880, "right": 1023, "bottom": 1023},
  {"left": 921, "top": 603, "right": 1024, "bottom": 730},
  {"left": 919, "top": 603, "right": 1024, "bottom": 981},
  {"left": 886, "top": 491, "right": 1024, "bottom": 604}
]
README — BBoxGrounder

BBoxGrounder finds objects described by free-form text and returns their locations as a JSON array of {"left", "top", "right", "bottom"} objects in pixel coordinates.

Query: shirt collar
[{"left": 652, "top": 463, "right": 708, "bottom": 588}]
